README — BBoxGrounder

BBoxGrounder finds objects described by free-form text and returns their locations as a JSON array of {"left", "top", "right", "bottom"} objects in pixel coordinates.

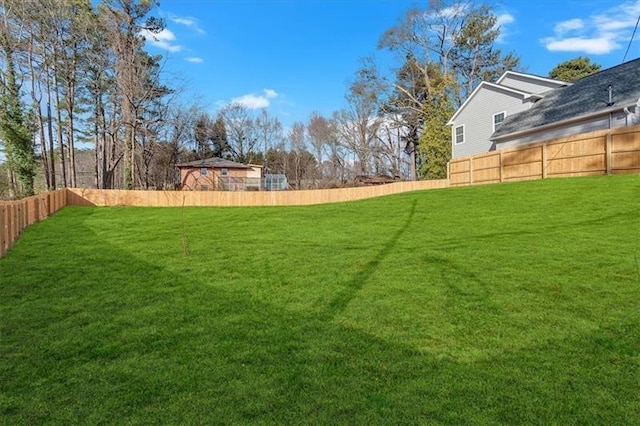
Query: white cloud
[
  {"left": 437, "top": 3, "right": 468, "bottom": 19},
  {"left": 495, "top": 12, "right": 515, "bottom": 43},
  {"left": 543, "top": 36, "right": 620, "bottom": 54},
  {"left": 496, "top": 13, "right": 515, "bottom": 27},
  {"left": 141, "top": 28, "right": 182, "bottom": 52},
  {"left": 543, "top": 0, "right": 640, "bottom": 55},
  {"left": 264, "top": 89, "right": 278, "bottom": 99},
  {"left": 231, "top": 94, "right": 270, "bottom": 109},
  {"left": 169, "top": 14, "right": 206, "bottom": 34},
  {"left": 593, "top": 16, "right": 633, "bottom": 32},
  {"left": 231, "top": 89, "right": 280, "bottom": 109},
  {"left": 186, "top": 57, "right": 203, "bottom": 63},
  {"left": 554, "top": 18, "right": 584, "bottom": 34}
]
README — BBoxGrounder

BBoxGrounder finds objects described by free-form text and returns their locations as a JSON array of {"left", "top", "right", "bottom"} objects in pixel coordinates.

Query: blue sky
[{"left": 144, "top": 1, "right": 640, "bottom": 128}]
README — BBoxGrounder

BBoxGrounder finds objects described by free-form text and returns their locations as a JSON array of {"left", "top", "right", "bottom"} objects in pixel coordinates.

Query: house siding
[
  {"left": 495, "top": 110, "right": 639, "bottom": 148},
  {"left": 180, "top": 168, "right": 216, "bottom": 190},
  {"left": 180, "top": 167, "right": 251, "bottom": 190},
  {"left": 498, "top": 74, "right": 565, "bottom": 94},
  {"left": 246, "top": 165, "right": 262, "bottom": 179},
  {"left": 452, "top": 86, "right": 532, "bottom": 158}
]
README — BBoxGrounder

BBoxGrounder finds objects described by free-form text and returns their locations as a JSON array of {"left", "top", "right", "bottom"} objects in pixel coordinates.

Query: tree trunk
[
  {"left": 52, "top": 49, "right": 67, "bottom": 187},
  {"left": 66, "top": 74, "right": 77, "bottom": 187},
  {"left": 45, "top": 68, "right": 56, "bottom": 189}
]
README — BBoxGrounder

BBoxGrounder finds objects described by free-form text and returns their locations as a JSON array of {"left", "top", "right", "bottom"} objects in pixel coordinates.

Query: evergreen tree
[
  {"left": 0, "top": 14, "right": 36, "bottom": 197},
  {"left": 210, "top": 115, "right": 231, "bottom": 158},
  {"left": 418, "top": 87, "right": 454, "bottom": 179},
  {"left": 549, "top": 57, "right": 601, "bottom": 82}
]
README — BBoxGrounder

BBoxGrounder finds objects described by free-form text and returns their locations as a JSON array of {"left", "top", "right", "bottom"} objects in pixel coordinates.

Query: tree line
[{"left": 0, "top": 0, "right": 601, "bottom": 198}]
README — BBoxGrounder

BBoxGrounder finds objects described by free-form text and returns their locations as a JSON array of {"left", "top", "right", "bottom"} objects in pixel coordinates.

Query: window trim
[
  {"left": 493, "top": 111, "right": 506, "bottom": 132},
  {"left": 454, "top": 125, "right": 465, "bottom": 145},
  {"left": 221, "top": 168, "right": 228, "bottom": 176},
  {"left": 200, "top": 167, "right": 208, "bottom": 176}
]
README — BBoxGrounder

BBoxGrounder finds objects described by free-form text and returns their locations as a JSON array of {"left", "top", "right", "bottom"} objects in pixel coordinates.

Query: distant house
[
  {"left": 492, "top": 58, "right": 640, "bottom": 150},
  {"left": 448, "top": 71, "right": 568, "bottom": 158},
  {"left": 176, "top": 157, "right": 263, "bottom": 191}
]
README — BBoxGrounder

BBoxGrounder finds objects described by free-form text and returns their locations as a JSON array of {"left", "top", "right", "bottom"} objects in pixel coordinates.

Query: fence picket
[{"left": 449, "top": 125, "right": 640, "bottom": 186}]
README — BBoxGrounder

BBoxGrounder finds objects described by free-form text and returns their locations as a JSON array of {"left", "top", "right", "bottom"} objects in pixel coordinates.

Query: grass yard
[{"left": 1, "top": 175, "right": 640, "bottom": 424}]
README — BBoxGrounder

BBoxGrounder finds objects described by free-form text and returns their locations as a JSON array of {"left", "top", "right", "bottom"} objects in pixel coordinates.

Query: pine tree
[{"left": 0, "top": 13, "right": 36, "bottom": 197}]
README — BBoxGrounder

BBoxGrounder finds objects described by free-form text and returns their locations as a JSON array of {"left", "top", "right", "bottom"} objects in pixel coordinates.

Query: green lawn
[{"left": 1, "top": 175, "right": 639, "bottom": 424}]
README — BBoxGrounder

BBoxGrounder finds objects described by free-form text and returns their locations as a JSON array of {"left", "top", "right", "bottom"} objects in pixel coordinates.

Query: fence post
[
  {"left": 39, "top": 195, "right": 46, "bottom": 220},
  {"left": 22, "top": 199, "right": 28, "bottom": 230},
  {"left": 0, "top": 205, "right": 6, "bottom": 258},
  {"left": 46, "top": 192, "right": 52, "bottom": 217},
  {"left": 32, "top": 197, "right": 38, "bottom": 226},
  {"left": 542, "top": 143, "right": 548, "bottom": 179},
  {"left": 6, "top": 204, "right": 14, "bottom": 254},
  {"left": 605, "top": 132, "right": 612, "bottom": 175},
  {"left": 16, "top": 202, "right": 23, "bottom": 237},
  {"left": 499, "top": 151, "right": 504, "bottom": 183},
  {"left": 469, "top": 158, "right": 474, "bottom": 185},
  {"left": 22, "top": 200, "right": 27, "bottom": 232}
]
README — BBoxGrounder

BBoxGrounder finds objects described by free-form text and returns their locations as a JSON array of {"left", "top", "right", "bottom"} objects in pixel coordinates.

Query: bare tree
[
  {"left": 148, "top": 103, "right": 196, "bottom": 189},
  {"left": 219, "top": 103, "right": 259, "bottom": 164},
  {"left": 307, "top": 111, "right": 333, "bottom": 179},
  {"left": 376, "top": 117, "right": 410, "bottom": 178},
  {"left": 99, "top": 0, "right": 164, "bottom": 189},
  {"left": 315, "top": 116, "right": 347, "bottom": 183},
  {"left": 255, "top": 108, "right": 283, "bottom": 172},
  {"left": 334, "top": 58, "right": 384, "bottom": 176}
]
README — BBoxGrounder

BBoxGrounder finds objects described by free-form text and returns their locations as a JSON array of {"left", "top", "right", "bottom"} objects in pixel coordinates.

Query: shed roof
[
  {"left": 492, "top": 58, "right": 640, "bottom": 140},
  {"left": 176, "top": 157, "right": 251, "bottom": 169}
]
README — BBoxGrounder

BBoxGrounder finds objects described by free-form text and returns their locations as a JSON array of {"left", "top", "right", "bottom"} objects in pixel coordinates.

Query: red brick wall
[{"left": 179, "top": 167, "right": 249, "bottom": 190}]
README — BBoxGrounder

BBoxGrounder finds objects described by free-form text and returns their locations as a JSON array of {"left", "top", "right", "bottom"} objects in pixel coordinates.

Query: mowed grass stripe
[{"left": 1, "top": 175, "right": 639, "bottom": 424}]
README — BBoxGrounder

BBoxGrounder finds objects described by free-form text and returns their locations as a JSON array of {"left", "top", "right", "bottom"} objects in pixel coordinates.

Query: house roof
[
  {"left": 176, "top": 157, "right": 251, "bottom": 169},
  {"left": 492, "top": 58, "right": 640, "bottom": 140},
  {"left": 495, "top": 70, "right": 569, "bottom": 87},
  {"left": 447, "top": 81, "right": 534, "bottom": 125}
]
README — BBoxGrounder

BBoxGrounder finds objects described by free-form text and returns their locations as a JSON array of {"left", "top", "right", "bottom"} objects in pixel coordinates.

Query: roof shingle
[
  {"left": 492, "top": 58, "right": 640, "bottom": 139},
  {"left": 176, "top": 157, "right": 251, "bottom": 169}
]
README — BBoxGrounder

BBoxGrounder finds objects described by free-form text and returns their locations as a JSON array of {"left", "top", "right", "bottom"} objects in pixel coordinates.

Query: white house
[
  {"left": 492, "top": 58, "right": 640, "bottom": 149},
  {"left": 447, "top": 71, "right": 568, "bottom": 158}
]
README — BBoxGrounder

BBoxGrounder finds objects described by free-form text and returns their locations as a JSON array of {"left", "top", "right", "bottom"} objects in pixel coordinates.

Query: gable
[
  {"left": 450, "top": 85, "right": 536, "bottom": 158},
  {"left": 448, "top": 82, "right": 531, "bottom": 125},
  {"left": 496, "top": 71, "right": 568, "bottom": 94}
]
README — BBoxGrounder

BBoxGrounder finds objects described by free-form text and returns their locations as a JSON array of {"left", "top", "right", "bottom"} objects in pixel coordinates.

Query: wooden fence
[
  {"left": 0, "top": 189, "right": 67, "bottom": 258},
  {"left": 449, "top": 125, "right": 640, "bottom": 186},
  {"left": 66, "top": 179, "right": 449, "bottom": 207}
]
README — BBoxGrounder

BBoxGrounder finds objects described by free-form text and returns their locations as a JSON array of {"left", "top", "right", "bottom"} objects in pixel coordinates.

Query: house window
[
  {"left": 455, "top": 125, "right": 464, "bottom": 144},
  {"left": 493, "top": 112, "right": 506, "bottom": 132},
  {"left": 200, "top": 167, "right": 208, "bottom": 176},
  {"left": 201, "top": 185, "right": 209, "bottom": 191},
  {"left": 221, "top": 168, "right": 228, "bottom": 176}
]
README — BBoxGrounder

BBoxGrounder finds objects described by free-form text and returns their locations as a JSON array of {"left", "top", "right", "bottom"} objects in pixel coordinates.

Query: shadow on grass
[
  {"left": 319, "top": 200, "right": 418, "bottom": 321},
  {"left": 1, "top": 207, "right": 639, "bottom": 424},
  {"left": 425, "top": 208, "right": 640, "bottom": 251}
]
